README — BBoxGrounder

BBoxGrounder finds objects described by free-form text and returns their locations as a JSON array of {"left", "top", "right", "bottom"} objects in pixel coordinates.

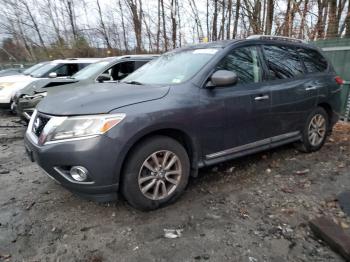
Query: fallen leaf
[
  {"left": 294, "top": 169, "right": 310, "bottom": 176},
  {"left": 341, "top": 221, "right": 349, "bottom": 229},
  {"left": 281, "top": 187, "right": 295, "bottom": 194}
]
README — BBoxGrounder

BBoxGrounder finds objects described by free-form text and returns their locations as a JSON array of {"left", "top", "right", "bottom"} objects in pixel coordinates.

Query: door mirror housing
[
  {"left": 48, "top": 72, "right": 57, "bottom": 78},
  {"left": 97, "top": 74, "right": 112, "bottom": 83},
  {"left": 208, "top": 70, "right": 238, "bottom": 87}
]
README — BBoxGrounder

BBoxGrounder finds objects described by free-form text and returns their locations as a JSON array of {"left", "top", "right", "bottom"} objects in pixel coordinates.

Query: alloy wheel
[
  {"left": 138, "top": 150, "right": 182, "bottom": 200},
  {"left": 308, "top": 114, "right": 326, "bottom": 146}
]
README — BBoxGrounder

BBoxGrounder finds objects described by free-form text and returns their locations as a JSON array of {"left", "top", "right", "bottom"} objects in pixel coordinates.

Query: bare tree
[
  {"left": 344, "top": 0, "right": 350, "bottom": 37},
  {"left": 233, "top": 0, "right": 241, "bottom": 38},
  {"left": 265, "top": 0, "right": 274, "bottom": 35},
  {"left": 212, "top": 0, "right": 218, "bottom": 40},
  {"left": 96, "top": 0, "right": 111, "bottom": 49},
  {"left": 160, "top": 0, "right": 168, "bottom": 51},
  {"left": 125, "top": 0, "right": 143, "bottom": 52},
  {"left": 171, "top": 0, "right": 177, "bottom": 48},
  {"left": 119, "top": 0, "right": 129, "bottom": 52}
]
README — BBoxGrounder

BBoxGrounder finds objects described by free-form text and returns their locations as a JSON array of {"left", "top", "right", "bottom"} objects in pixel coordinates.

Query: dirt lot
[{"left": 0, "top": 111, "right": 350, "bottom": 262}]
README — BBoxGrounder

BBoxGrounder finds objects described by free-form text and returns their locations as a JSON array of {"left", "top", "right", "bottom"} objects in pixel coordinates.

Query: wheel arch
[
  {"left": 117, "top": 127, "right": 199, "bottom": 188},
  {"left": 317, "top": 102, "right": 333, "bottom": 127}
]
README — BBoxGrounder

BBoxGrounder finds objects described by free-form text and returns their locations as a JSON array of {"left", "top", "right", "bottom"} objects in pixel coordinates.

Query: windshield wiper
[{"left": 124, "top": 80, "right": 143, "bottom": 85}]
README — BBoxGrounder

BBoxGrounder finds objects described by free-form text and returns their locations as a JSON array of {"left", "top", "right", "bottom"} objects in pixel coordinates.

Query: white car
[{"left": 0, "top": 58, "right": 100, "bottom": 110}]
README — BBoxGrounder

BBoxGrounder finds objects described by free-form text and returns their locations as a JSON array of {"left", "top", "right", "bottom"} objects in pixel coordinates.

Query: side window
[
  {"left": 216, "top": 46, "right": 262, "bottom": 84},
  {"left": 54, "top": 64, "right": 69, "bottom": 77},
  {"left": 67, "top": 64, "right": 79, "bottom": 76},
  {"left": 263, "top": 45, "right": 303, "bottom": 79},
  {"left": 53, "top": 64, "right": 79, "bottom": 77},
  {"left": 297, "top": 48, "right": 328, "bottom": 73},
  {"left": 110, "top": 61, "right": 135, "bottom": 81},
  {"left": 135, "top": 60, "right": 148, "bottom": 70},
  {"left": 78, "top": 63, "right": 90, "bottom": 70}
]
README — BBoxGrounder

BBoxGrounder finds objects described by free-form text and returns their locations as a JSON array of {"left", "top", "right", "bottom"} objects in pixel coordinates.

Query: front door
[{"left": 200, "top": 45, "right": 272, "bottom": 159}]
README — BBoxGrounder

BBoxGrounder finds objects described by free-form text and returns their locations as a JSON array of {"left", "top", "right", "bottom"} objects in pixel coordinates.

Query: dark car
[
  {"left": 24, "top": 36, "right": 342, "bottom": 210},
  {"left": 15, "top": 55, "right": 158, "bottom": 121}
]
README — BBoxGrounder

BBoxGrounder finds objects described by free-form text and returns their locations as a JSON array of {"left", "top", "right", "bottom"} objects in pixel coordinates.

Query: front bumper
[
  {"left": 0, "top": 93, "right": 12, "bottom": 105},
  {"left": 24, "top": 132, "right": 121, "bottom": 202},
  {"left": 17, "top": 96, "right": 42, "bottom": 121}
]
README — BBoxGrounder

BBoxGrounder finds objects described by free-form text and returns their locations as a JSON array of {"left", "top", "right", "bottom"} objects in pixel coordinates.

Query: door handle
[
  {"left": 305, "top": 86, "right": 317, "bottom": 91},
  {"left": 254, "top": 95, "right": 269, "bottom": 101}
]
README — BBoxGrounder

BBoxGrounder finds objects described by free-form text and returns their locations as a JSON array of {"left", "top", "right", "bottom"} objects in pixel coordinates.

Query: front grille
[{"left": 32, "top": 113, "right": 50, "bottom": 137}]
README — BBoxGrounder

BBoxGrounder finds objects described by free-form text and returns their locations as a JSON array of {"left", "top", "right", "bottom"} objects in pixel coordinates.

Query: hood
[
  {"left": 37, "top": 83, "right": 170, "bottom": 115},
  {"left": 0, "top": 75, "right": 33, "bottom": 83},
  {"left": 17, "top": 78, "right": 78, "bottom": 96}
]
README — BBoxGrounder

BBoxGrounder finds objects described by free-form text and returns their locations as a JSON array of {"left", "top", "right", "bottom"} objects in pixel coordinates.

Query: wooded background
[{"left": 0, "top": 0, "right": 349, "bottom": 62}]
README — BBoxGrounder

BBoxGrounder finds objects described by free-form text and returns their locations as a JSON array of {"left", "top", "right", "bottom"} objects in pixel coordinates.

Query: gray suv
[{"left": 24, "top": 36, "right": 342, "bottom": 210}]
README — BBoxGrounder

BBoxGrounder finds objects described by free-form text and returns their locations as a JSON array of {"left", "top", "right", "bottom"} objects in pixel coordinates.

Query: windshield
[
  {"left": 23, "top": 62, "right": 47, "bottom": 75},
  {"left": 30, "top": 62, "right": 59, "bottom": 78},
  {"left": 122, "top": 48, "right": 219, "bottom": 85},
  {"left": 72, "top": 61, "right": 110, "bottom": 80}
]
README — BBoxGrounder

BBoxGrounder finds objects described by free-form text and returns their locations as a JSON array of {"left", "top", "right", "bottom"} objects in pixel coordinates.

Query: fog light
[{"left": 70, "top": 166, "right": 88, "bottom": 182}]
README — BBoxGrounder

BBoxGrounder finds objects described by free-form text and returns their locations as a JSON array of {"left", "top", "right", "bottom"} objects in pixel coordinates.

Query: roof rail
[{"left": 247, "top": 35, "right": 307, "bottom": 44}]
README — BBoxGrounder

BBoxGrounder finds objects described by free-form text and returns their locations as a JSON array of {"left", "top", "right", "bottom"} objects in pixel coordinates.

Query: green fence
[{"left": 313, "top": 38, "right": 350, "bottom": 121}]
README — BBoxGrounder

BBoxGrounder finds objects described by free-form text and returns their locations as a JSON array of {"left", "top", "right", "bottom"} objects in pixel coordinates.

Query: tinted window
[
  {"left": 78, "top": 63, "right": 91, "bottom": 70},
  {"left": 54, "top": 64, "right": 79, "bottom": 77},
  {"left": 298, "top": 48, "right": 328, "bottom": 73},
  {"left": 110, "top": 61, "right": 135, "bottom": 81},
  {"left": 135, "top": 60, "right": 149, "bottom": 70},
  {"left": 216, "top": 46, "right": 261, "bottom": 84},
  {"left": 54, "top": 65, "right": 69, "bottom": 77},
  {"left": 263, "top": 45, "right": 303, "bottom": 79}
]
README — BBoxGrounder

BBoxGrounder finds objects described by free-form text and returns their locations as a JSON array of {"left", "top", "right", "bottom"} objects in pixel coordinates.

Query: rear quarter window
[
  {"left": 297, "top": 48, "right": 328, "bottom": 73},
  {"left": 262, "top": 45, "right": 304, "bottom": 79}
]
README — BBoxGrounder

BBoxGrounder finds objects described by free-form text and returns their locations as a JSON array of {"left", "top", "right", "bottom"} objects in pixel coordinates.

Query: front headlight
[
  {"left": 0, "top": 82, "right": 15, "bottom": 89},
  {"left": 41, "top": 113, "right": 126, "bottom": 144}
]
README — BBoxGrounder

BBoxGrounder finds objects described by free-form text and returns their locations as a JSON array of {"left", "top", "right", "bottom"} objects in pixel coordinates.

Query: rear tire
[
  {"left": 121, "top": 136, "right": 190, "bottom": 211},
  {"left": 296, "top": 107, "right": 329, "bottom": 153}
]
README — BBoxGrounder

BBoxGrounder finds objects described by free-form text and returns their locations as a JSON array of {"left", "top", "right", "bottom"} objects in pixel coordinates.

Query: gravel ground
[{"left": 0, "top": 110, "right": 350, "bottom": 262}]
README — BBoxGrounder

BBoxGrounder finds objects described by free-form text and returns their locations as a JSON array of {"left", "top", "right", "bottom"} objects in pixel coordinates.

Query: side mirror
[
  {"left": 209, "top": 70, "right": 238, "bottom": 87},
  {"left": 97, "top": 74, "right": 112, "bottom": 83},
  {"left": 48, "top": 72, "right": 57, "bottom": 78}
]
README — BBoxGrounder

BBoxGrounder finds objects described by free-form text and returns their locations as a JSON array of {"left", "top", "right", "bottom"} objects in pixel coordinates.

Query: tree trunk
[
  {"left": 119, "top": 0, "right": 129, "bottom": 52},
  {"left": 126, "top": 0, "right": 143, "bottom": 53},
  {"left": 206, "top": 0, "right": 210, "bottom": 40},
  {"left": 219, "top": 0, "right": 226, "bottom": 40},
  {"left": 67, "top": 0, "right": 78, "bottom": 40},
  {"left": 20, "top": 0, "right": 49, "bottom": 56},
  {"left": 298, "top": 0, "right": 308, "bottom": 39},
  {"left": 226, "top": 0, "right": 232, "bottom": 39},
  {"left": 345, "top": 0, "right": 350, "bottom": 37},
  {"left": 283, "top": 0, "right": 292, "bottom": 36},
  {"left": 156, "top": 0, "right": 161, "bottom": 52},
  {"left": 212, "top": 0, "right": 218, "bottom": 41},
  {"left": 265, "top": 0, "right": 274, "bottom": 35},
  {"left": 160, "top": 0, "right": 168, "bottom": 51},
  {"left": 326, "top": 0, "right": 338, "bottom": 38},
  {"left": 171, "top": 0, "right": 177, "bottom": 48},
  {"left": 96, "top": 0, "right": 111, "bottom": 49},
  {"left": 233, "top": 0, "right": 240, "bottom": 38}
]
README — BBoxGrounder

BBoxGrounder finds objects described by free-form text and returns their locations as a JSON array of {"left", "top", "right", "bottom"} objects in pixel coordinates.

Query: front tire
[
  {"left": 121, "top": 136, "right": 190, "bottom": 211},
  {"left": 10, "top": 100, "right": 17, "bottom": 115},
  {"left": 296, "top": 107, "right": 329, "bottom": 153}
]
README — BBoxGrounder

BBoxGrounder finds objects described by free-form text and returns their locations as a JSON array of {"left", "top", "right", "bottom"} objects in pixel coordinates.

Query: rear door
[{"left": 261, "top": 44, "right": 318, "bottom": 137}]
